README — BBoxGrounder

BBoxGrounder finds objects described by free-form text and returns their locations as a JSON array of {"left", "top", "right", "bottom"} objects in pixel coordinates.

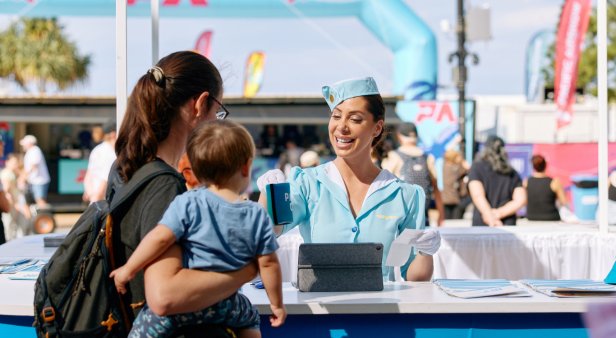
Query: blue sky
[{"left": 0, "top": 0, "right": 564, "bottom": 97}]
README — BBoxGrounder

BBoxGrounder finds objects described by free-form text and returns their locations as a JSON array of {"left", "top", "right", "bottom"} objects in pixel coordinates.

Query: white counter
[
  {"left": 1, "top": 232, "right": 614, "bottom": 318},
  {"left": 2, "top": 276, "right": 611, "bottom": 318},
  {"left": 1, "top": 234, "right": 607, "bottom": 338},
  {"left": 240, "top": 282, "right": 610, "bottom": 316},
  {"left": 0, "top": 235, "right": 52, "bottom": 316}
]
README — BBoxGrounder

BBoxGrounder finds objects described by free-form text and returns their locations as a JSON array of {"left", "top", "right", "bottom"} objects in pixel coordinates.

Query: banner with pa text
[{"left": 554, "top": 0, "right": 591, "bottom": 129}]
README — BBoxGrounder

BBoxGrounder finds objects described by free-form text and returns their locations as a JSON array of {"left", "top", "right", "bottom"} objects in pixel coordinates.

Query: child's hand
[
  {"left": 109, "top": 266, "right": 133, "bottom": 295},
  {"left": 269, "top": 305, "right": 286, "bottom": 327}
]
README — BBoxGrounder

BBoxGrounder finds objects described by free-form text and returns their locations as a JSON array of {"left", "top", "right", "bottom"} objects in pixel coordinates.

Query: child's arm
[
  {"left": 110, "top": 224, "right": 176, "bottom": 294},
  {"left": 257, "top": 252, "right": 286, "bottom": 327}
]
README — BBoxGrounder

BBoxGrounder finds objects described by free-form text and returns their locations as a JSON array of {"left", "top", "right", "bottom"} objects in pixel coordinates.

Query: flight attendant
[{"left": 258, "top": 77, "right": 440, "bottom": 281}]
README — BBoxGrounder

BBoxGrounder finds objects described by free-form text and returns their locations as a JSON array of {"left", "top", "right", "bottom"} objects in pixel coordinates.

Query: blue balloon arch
[{"left": 2, "top": 0, "right": 437, "bottom": 100}]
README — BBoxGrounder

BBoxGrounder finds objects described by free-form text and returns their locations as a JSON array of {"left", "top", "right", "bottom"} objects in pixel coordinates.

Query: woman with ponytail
[
  {"left": 108, "top": 51, "right": 255, "bottom": 336},
  {"left": 468, "top": 135, "right": 527, "bottom": 226}
]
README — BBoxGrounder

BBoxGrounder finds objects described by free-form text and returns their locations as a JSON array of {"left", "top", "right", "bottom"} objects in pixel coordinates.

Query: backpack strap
[
  {"left": 39, "top": 278, "right": 59, "bottom": 337},
  {"left": 105, "top": 160, "right": 182, "bottom": 332},
  {"left": 109, "top": 160, "right": 182, "bottom": 213}
]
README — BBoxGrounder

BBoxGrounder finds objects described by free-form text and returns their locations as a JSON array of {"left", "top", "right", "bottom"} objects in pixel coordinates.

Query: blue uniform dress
[
  {"left": 130, "top": 188, "right": 279, "bottom": 338},
  {"left": 282, "top": 162, "right": 426, "bottom": 280}
]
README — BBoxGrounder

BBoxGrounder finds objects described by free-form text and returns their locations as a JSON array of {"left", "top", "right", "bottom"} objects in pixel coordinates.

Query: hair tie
[{"left": 147, "top": 66, "right": 166, "bottom": 88}]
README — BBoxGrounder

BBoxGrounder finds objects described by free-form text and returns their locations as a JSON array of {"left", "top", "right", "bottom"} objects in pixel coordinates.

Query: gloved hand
[
  {"left": 256, "top": 169, "right": 286, "bottom": 193},
  {"left": 414, "top": 229, "right": 441, "bottom": 256}
]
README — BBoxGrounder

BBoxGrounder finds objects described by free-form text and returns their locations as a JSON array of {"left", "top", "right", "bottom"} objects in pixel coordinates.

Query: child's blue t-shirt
[{"left": 159, "top": 187, "right": 279, "bottom": 271}]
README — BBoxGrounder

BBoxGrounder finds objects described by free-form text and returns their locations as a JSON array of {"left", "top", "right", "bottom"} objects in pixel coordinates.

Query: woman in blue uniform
[{"left": 258, "top": 77, "right": 439, "bottom": 281}]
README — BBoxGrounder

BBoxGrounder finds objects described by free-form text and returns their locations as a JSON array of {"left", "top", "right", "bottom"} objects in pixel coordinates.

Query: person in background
[
  {"left": 258, "top": 125, "right": 282, "bottom": 157},
  {"left": 299, "top": 150, "right": 320, "bottom": 168},
  {"left": 20, "top": 134, "right": 50, "bottom": 209},
  {"left": 0, "top": 136, "right": 9, "bottom": 244},
  {"left": 0, "top": 182, "right": 7, "bottom": 244},
  {"left": 91, "top": 125, "right": 104, "bottom": 147},
  {"left": 441, "top": 149, "right": 471, "bottom": 220},
  {"left": 283, "top": 139, "right": 303, "bottom": 168},
  {"left": 1, "top": 154, "right": 28, "bottom": 240},
  {"left": 381, "top": 122, "right": 445, "bottom": 226},
  {"left": 111, "top": 120, "right": 285, "bottom": 338},
  {"left": 607, "top": 170, "right": 616, "bottom": 225},
  {"left": 107, "top": 51, "right": 256, "bottom": 337},
  {"left": 276, "top": 152, "right": 292, "bottom": 178},
  {"left": 83, "top": 120, "right": 117, "bottom": 203},
  {"left": 257, "top": 77, "right": 440, "bottom": 282},
  {"left": 524, "top": 154, "right": 567, "bottom": 221},
  {"left": 177, "top": 153, "right": 200, "bottom": 190},
  {"left": 77, "top": 124, "right": 94, "bottom": 151},
  {"left": 468, "top": 135, "right": 526, "bottom": 226},
  {"left": 278, "top": 139, "right": 303, "bottom": 177}
]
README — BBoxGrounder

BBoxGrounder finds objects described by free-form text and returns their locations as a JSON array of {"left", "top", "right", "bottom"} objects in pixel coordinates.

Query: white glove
[
  {"left": 256, "top": 169, "right": 286, "bottom": 193},
  {"left": 414, "top": 229, "right": 441, "bottom": 256}
]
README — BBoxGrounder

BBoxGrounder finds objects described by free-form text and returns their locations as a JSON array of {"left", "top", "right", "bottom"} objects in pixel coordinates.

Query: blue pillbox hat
[{"left": 322, "top": 77, "right": 380, "bottom": 111}]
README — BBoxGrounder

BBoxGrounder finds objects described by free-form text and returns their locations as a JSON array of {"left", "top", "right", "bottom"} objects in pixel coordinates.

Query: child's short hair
[{"left": 187, "top": 120, "right": 255, "bottom": 186}]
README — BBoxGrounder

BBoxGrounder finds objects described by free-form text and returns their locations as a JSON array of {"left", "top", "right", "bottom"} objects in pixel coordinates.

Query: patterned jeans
[{"left": 129, "top": 292, "right": 260, "bottom": 338}]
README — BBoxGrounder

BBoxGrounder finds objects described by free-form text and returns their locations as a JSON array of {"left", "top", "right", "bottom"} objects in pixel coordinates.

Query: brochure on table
[
  {"left": 433, "top": 279, "right": 531, "bottom": 299},
  {"left": 0, "top": 258, "right": 46, "bottom": 280},
  {"left": 520, "top": 279, "right": 616, "bottom": 298}
]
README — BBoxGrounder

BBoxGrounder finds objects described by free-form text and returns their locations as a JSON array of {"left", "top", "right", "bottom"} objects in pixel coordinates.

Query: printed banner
[
  {"left": 193, "top": 30, "right": 212, "bottom": 58},
  {"left": 554, "top": 0, "right": 591, "bottom": 129},
  {"left": 525, "top": 30, "right": 553, "bottom": 103},
  {"left": 243, "top": 51, "right": 266, "bottom": 98},
  {"left": 58, "top": 159, "right": 88, "bottom": 194},
  {"left": 396, "top": 100, "right": 475, "bottom": 161}
]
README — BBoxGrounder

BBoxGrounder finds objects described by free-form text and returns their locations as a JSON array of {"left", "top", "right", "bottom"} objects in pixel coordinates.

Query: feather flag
[
  {"left": 193, "top": 30, "right": 212, "bottom": 58},
  {"left": 243, "top": 51, "right": 266, "bottom": 98},
  {"left": 554, "top": 0, "right": 591, "bottom": 129}
]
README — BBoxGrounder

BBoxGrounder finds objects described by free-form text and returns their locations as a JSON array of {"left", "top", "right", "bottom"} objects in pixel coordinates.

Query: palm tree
[{"left": 0, "top": 17, "right": 90, "bottom": 95}]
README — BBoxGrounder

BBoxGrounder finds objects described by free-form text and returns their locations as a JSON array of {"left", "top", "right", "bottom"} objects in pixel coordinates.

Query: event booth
[
  {"left": 1, "top": 234, "right": 612, "bottom": 338},
  {"left": 1, "top": 1, "right": 614, "bottom": 337}
]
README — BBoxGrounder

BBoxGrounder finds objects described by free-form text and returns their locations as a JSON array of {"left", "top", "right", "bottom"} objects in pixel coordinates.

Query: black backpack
[
  {"left": 33, "top": 161, "right": 179, "bottom": 338},
  {"left": 396, "top": 150, "right": 433, "bottom": 205}
]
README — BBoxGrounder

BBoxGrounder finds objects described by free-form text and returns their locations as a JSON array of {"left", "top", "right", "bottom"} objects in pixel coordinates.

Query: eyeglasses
[{"left": 210, "top": 96, "right": 230, "bottom": 120}]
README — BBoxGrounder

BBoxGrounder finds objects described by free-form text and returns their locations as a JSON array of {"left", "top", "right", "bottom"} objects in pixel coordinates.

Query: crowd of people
[{"left": 0, "top": 134, "right": 54, "bottom": 244}]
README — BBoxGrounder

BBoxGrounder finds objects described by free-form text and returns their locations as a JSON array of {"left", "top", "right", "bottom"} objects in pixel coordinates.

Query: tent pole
[
  {"left": 115, "top": 0, "right": 127, "bottom": 129},
  {"left": 597, "top": 0, "right": 609, "bottom": 233},
  {"left": 151, "top": 0, "right": 159, "bottom": 65}
]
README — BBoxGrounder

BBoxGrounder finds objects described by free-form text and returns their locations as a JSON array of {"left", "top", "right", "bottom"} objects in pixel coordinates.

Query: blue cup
[{"left": 265, "top": 183, "right": 292, "bottom": 225}]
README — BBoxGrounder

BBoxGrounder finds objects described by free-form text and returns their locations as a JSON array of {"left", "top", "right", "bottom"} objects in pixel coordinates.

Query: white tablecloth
[{"left": 276, "top": 224, "right": 616, "bottom": 282}]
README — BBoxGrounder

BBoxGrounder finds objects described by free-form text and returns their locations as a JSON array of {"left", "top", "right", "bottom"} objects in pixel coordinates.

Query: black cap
[
  {"left": 102, "top": 120, "right": 116, "bottom": 134},
  {"left": 397, "top": 122, "right": 418, "bottom": 137}
]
